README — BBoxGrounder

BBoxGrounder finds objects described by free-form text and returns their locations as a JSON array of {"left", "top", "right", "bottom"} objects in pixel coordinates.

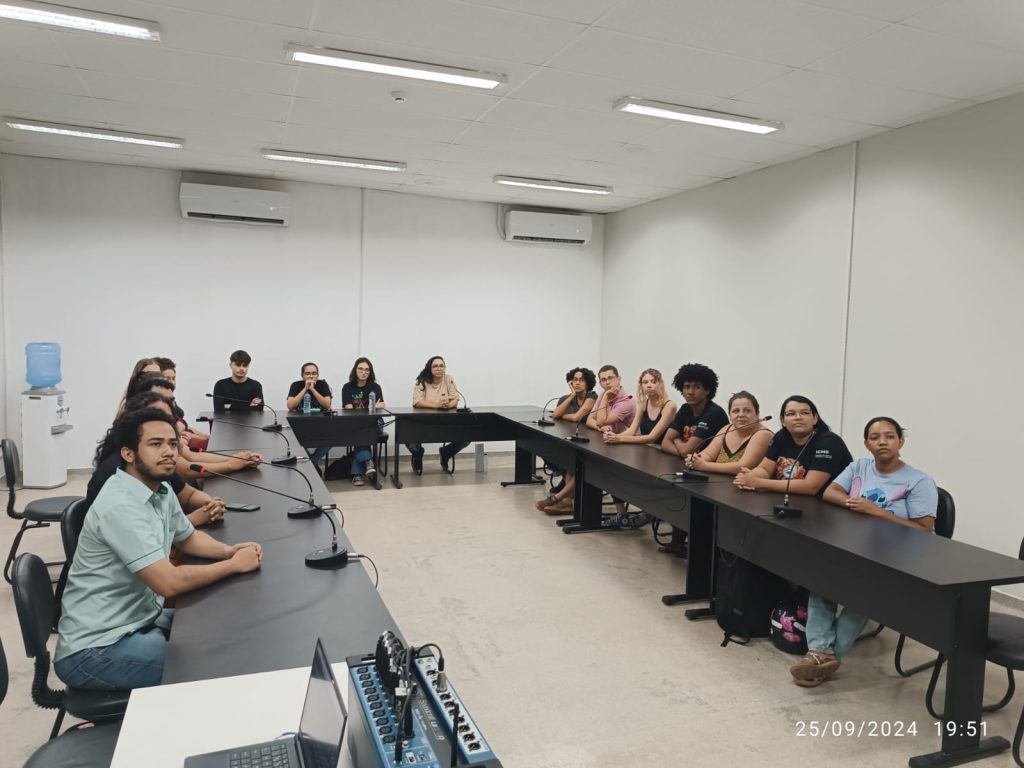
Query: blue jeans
[
  {"left": 55, "top": 609, "right": 174, "bottom": 690},
  {"left": 351, "top": 446, "right": 373, "bottom": 475},
  {"left": 307, "top": 446, "right": 330, "bottom": 466},
  {"left": 805, "top": 594, "right": 867, "bottom": 660}
]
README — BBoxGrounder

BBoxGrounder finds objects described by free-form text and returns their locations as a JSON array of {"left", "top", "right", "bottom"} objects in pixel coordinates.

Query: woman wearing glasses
[
  {"left": 341, "top": 357, "right": 386, "bottom": 487},
  {"left": 408, "top": 356, "right": 467, "bottom": 475}
]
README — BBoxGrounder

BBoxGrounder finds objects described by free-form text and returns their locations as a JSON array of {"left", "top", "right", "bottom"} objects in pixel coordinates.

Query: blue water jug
[{"left": 26, "top": 342, "right": 61, "bottom": 388}]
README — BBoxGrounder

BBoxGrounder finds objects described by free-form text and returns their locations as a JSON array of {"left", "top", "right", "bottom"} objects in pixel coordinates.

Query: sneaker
[
  {"left": 607, "top": 514, "right": 629, "bottom": 530},
  {"left": 410, "top": 448, "right": 424, "bottom": 475},
  {"left": 789, "top": 651, "right": 840, "bottom": 687},
  {"left": 365, "top": 460, "right": 377, "bottom": 481},
  {"left": 352, "top": 475, "right": 365, "bottom": 487},
  {"left": 629, "top": 512, "right": 653, "bottom": 529}
]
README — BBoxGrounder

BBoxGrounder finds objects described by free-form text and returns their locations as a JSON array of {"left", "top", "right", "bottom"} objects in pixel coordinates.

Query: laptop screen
[{"left": 296, "top": 639, "right": 348, "bottom": 768}]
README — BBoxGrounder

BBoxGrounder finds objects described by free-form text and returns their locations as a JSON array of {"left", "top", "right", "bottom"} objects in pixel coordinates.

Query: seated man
[
  {"left": 212, "top": 349, "right": 264, "bottom": 413},
  {"left": 55, "top": 409, "right": 263, "bottom": 690},
  {"left": 659, "top": 363, "right": 729, "bottom": 556},
  {"left": 153, "top": 355, "right": 209, "bottom": 450}
]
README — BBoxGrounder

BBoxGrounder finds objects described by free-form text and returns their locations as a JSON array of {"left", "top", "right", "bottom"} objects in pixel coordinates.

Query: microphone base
[
  {"left": 773, "top": 504, "right": 802, "bottom": 519},
  {"left": 288, "top": 503, "right": 322, "bottom": 519},
  {"left": 677, "top": 470, "right": 710, "bottom": 482},
  {"left": 261, "top": 423, "right": 283, "bottom": 432},
  {"left": 536, "top": 418, "right": 555, "bottom": 427},
  {"left": 568, "top": 435, "right": 590, "bottom": 443},
  {"left": 457, "top": 407, "right": 471, "bottom": 413},
  {"left": 305, "top": 546, "right": 348, "bottom": 570},
  {"left": 271, "top": 454, "right": 298, "bottom": 466}
]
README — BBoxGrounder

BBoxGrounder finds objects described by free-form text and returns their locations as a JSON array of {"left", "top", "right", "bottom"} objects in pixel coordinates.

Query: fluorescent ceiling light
[
  {"left": 262, "top": 149, "right": 406, "bottom": 173},
  {"left": 0, "top": 1, "right": 160, "bottom": 40},
  {"left": 286, "top": 44, "right": 506, "bottom": 90},
  {"left": 4, "top": 118, "right": 182, "bottom": 148},
  {"left": 613, "top": 97, "right": 782, "bottom": 135},
  {"left": 493, "top": 176, "right": 612, "bottom": 195}
]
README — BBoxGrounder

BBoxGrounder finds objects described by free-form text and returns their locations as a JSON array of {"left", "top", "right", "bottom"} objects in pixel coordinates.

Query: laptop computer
[{"left": 185, "top": 638, "right": 348, "bottom": 768}]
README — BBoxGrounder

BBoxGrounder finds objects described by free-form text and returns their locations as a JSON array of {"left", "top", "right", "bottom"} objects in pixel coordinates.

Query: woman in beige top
[{"left": 408, "top": 356, "right": 468, "bottom": 475}]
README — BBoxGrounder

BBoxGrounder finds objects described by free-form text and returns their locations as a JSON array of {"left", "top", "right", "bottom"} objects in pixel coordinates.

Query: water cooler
[{"left": 21, "top": 343, "right": 74, "bottom": 489}]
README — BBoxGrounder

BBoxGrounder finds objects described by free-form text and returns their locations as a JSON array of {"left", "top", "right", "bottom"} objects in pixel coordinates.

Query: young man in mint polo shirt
[{"left": 55, "top": 408, "right": 263, "bottom": 690}]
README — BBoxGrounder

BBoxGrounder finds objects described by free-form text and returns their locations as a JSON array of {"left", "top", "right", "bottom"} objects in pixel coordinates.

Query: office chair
[
  {"left": 923, "top": 534, "right": 1024, "bottom": 766},
  {"left": 3, "top": 438, "right": 83, "bottom": 584},
  {"left": 12, "top": 553, "right": 130, "bottom": 739},
  {"left": 1, "top": 634, "right": 121, "bottom": 767},
  {"left": 52, "top": 499, "right": 90, "bottom": 630}
]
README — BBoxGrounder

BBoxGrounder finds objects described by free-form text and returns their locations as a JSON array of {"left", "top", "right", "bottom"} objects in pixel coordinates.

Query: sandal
[{"left": 534, "top": 495, "right": 558, "bottom": 512}]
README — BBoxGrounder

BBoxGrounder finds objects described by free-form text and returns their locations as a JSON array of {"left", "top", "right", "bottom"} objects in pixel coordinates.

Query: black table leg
[
  {"left": 560, "top": 461, "right": 623, "bottom": 534},
  {"left": 909, "top": 585, "right": 1009, "bottom": 767},
  {"left": 390, "top": 428, "right": 403, "bottom": 489},
  {"left": 500, "top": 446, "right": 544, "bottom": 487},
  {"left": 663, "top": 497, "right": 714, "bottom": 606}
]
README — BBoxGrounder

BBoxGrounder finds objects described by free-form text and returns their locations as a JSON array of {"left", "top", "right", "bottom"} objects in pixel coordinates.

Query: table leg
[
  {"left": 390, "top": 428, "right": 403, "bottom": 489},
  {"left": 500, "top": 446, "right": 544, "bottom": 487}
]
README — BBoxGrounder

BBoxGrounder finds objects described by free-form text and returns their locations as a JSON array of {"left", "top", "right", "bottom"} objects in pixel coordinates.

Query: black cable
[{"left": 352, "top": 553, "right": 378, "bottom": 587}]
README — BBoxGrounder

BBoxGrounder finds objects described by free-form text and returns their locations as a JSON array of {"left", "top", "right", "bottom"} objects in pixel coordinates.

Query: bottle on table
[
  {"left": 368, "top": 391, "right": 377, "bottom": 414},
  {"left": 303, "top": 391, "right": 312, "bottom": 414}
]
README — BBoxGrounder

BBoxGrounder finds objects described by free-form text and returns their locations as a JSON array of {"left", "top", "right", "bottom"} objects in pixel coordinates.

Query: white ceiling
[{"left": 2, "top": 0, "right": 1024, "bottom": 213}]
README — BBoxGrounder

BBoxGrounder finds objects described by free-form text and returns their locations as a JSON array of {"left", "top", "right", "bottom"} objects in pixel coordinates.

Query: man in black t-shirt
[
  {"left": 212, "top": 350, "right": 264, "bottom": 413},
  {"left": 286, "top": 363, "right": 333, "bottom": 413},
  {"left": 659, "top": 363, "right": 728, "bottom": 556}
]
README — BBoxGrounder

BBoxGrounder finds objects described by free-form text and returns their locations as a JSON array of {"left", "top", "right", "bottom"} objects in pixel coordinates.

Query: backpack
[
  {"left": 715, "top": 552, "right": 791, "bottom": 647},
  {"left": 770, "top": 591, "right": 809, "bottom": 655}
]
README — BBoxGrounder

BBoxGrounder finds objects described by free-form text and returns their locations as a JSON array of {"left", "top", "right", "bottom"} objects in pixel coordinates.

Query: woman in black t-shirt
[
  {"left": 734, "top": 395, "right": 852, "bottom": 497},
  {"left": 341, "top": 357, "right": 385, "bottom": 486}
]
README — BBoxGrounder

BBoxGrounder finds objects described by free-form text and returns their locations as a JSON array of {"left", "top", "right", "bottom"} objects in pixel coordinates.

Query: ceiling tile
[
  {"left": 428, "top": 144, "right": 584, "bottom": 177},
  {"left": 98, "top": 102, "right": 288, "bottom": 143},
  {"left": 276, "top": 124, "right": 449, "bottom": 161},
  {"left": 560, "top": 159, "right": 718, "bottom": 189},
  {"left": 793, "top": 0, "right": 944, "bottom": 22},
  {"left": 312, "top": 0, "right": 585, "bottom": 65},
  {"left": 142, "top": 0, "right": 317, "bottom": 28},
  {"left": 735, "top": 69, "right": 962, "bottom": 126},
  {"left": 597, "top": 0, "right": 886, "bottom": 68},
  {"left": 809, "top": 24, "right": 1024, "bottom": 100},
  {"left": 454, "top": 122, "right": 619, "bottom": 161},
  {"left": 479, "top": 100, "right": 661, "bottom": 144},
  {"left": 506, "top": 67, "right": 719, "bottom": 115},
  {"left": 0, "top": 23, "right": 68, "bottom": 65},
  {"left": 548, "top": 27, "right": 792, "bottom": 99},
  {"left": 590, "top": 143, "right": 759, "bottom": 178},
  {"left": 707, "top": 98, "right": 882, "bottom": 145},
  {"left": 904, "top": 0, "right": 1024, "bottom": 55},
  {"left": 0, "top": 84, "right": 106, "bottom": 123},
  {"left": 454, "top": 0, "right": 621, "bottom": 24},
  {"left": 78, "top": 71, "right": 292, "bottom": 122},
  {"left": 290, "top": 66, "right": 499, "bottom": 121},
  {"left": 0, "top": 61, "right": 86, "bottom": 96},
  {"left": 287, "top": 98, "right": 472, "bottom": 143},
  {"left": 637, "top": 122, "right": 815, "bottom": 163}
]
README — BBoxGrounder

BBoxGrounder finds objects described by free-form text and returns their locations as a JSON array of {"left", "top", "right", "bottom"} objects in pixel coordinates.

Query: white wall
[
  {"left": 0, "top": 154, "right": 7, "bottom": 456},
  {"left": 602, "top": 146, "right": 854, "bottom": 426},
  {"left": 0, "top": 156, "right": 603, "bottom": 468},
  {"left": 603, "top": 91, "right": 1024, "bottom": 595}
]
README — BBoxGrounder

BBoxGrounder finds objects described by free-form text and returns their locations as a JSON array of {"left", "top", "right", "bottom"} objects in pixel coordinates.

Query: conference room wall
[
  {"left": 0, "top": 156, "right": 602, "bottom": 468},
  {"left": 0, "top": 155, "right": 6, "bottom": 454},
  {"left": 359, "top": 189, "right": 604, "bottom": 427},
  {"left": 601, "top": 146, "right": 855, "bottom": 433},
  {"left": 842, "top": 93, "right": 1024, "bottom": 587}
]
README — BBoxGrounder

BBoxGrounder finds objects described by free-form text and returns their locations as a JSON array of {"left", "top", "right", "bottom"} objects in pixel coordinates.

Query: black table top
[{"left": 162, "top": 414, "right": 400, "bottom": 684}]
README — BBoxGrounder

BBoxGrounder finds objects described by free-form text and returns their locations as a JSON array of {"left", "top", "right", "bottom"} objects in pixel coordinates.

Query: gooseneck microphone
[
  {"left": 188, "top": 464, "right": 349, "bottom": 570},
  {"left": 456, "top": 390, "right": 471, "bottom": 414},
  {"left": 773, "top": 429, "right": 817, "bottom": 519},
  {"left": 537, "top": 396, "right": 561, "bottom": 427},
  {"left": 199, "top": 451, "right": 317, "bottom": 517},
  {"left": 197, "top": 416, "right": 297, "bottom": 466},
  {"left": 206, "top": 393, "right": 283, "bottom": 431},
  {"left": 568, "top": 394, "right": 633, "bottom": 444},
  {"left": 678, "top": 415, "right": 773, "bottom": 482}
]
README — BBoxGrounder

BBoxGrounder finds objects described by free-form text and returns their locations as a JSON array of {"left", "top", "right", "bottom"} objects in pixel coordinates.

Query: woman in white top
[{"left": 408, "top": 356, "right": 468, "bottom": 475}]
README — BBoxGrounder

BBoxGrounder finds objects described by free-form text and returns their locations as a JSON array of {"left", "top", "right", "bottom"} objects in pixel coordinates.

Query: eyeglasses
[{"left": 784, "top": 410, "right": 813, "bottom": 418}]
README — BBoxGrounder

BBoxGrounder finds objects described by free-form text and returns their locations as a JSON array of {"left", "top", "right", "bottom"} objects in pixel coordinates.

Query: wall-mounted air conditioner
[
  {"left": 504, "top": 210, "right": 592, "bottom": 245},
  {"left": 179, "top": 173, "right": 291, "bottom": 227}
]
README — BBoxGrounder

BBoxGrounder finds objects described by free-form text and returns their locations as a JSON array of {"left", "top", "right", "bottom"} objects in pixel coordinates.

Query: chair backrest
[
  {"left": 0, "top": 635, "right": 8, "bottom": 706},
  {"left": 61, "top": 499, "right": 90, "bottom": 560},
  {"left": 935, "top": 487, "right": 955, "bottom": 539},
  {"left": 2, "top": 438, "right": 20, "bottom": 518},
  {"left": 11, "top": 553, "right": 63, "bottom": 710}
]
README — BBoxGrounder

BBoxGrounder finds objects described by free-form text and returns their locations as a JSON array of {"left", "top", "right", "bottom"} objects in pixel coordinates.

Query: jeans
[
  {"left": 804, "top": 594, "right": 867, "bottom": 660},
  {"left": 351, "top": 446, "right": 373, "bottom": 475},
  {"left": 307, "top": 446, "right": 330, "bottom": 467},
  {"left": 54, "top": 609, "right": 174, "bottom": 690}
]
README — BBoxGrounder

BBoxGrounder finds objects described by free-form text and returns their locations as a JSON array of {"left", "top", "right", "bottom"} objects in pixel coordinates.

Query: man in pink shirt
[{"left": 587, "top": 365, "right": 635, "bottom": 434}]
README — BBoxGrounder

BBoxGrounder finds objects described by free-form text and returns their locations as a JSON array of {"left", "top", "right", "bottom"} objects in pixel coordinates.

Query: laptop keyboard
[{"left": 228, "top": 742, "right": 291, "bottom": 768}]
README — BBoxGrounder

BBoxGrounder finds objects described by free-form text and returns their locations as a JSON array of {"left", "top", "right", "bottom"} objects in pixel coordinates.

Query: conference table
[{"left": 159, "top": 406, "right": 1024, "bottom": 767}]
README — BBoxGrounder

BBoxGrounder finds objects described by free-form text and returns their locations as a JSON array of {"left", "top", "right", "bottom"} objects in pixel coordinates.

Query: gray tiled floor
[{"left": 2, "top": 457, "right": 1022, "bottom": 767}]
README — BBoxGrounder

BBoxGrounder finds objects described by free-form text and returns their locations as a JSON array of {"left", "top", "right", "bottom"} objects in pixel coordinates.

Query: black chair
[
  {"left": 858, "top": 487, "right": 955, "bottom": 675},
  {"left": 52, "top": 499, "right": 90, "bottom": 630},
  {"left": 3, "top": 438, "right": 83, "bottom": 584},
  {"left": 924, "top": 535, "right": 1024, "bottom": 766},
  {"left": 1, "top": 634, "right": 121, "bottom": 767},
  {"left": 12, "top": 553, "right": 129, "bottom": 739}
]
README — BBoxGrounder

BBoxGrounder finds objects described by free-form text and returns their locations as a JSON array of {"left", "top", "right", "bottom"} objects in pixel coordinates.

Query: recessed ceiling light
[
  {"left": 286, "top": 44, "right": 506, "bottom": 90},
  {"left": 0, "top": 1, "right": 160, "bottom": 40},
  {"left": 614, "top": 97, "right": 782, "bottom": 135},
  {"left": 261, "top": 149, "right": 406, "bottom": 173},
  {"left": 4, "top": 118, "right": 182, "bottom": 147},
  {"left": 493, "top": 175, "right": 612, "bottom": 195}
]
